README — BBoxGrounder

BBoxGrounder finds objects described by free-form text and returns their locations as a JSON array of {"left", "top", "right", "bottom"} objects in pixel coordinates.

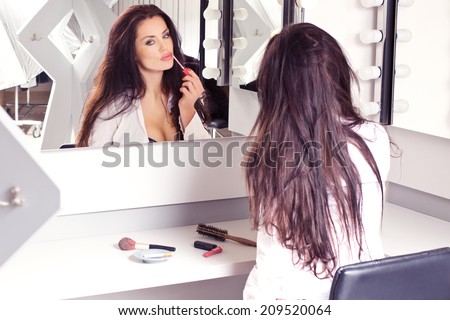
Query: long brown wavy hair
[
  {"left": 76, "top": 5, "right": 185, "bottom": 147},
  {"left": 245, "top": 23, "right": 384, "bottom": 277}
]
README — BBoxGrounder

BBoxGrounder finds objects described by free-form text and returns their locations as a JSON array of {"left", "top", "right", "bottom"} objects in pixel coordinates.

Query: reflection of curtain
[
  {"left": 246, "top": 0, "right": 281, "bottom": 30},
  {"left": 103, "top": 0, "right": 119, "bottom": 9},
  {"left": 0, "top": 19, "right": 24, "bottom": 90},
  {"left": 0, "top": 0, "right": 47, "bottom": 90}
]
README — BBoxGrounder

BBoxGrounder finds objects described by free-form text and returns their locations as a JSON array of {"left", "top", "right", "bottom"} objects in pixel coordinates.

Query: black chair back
[
  {"left": 329, "top": 247, "right": 450, "bottom": 300},
  {"left": 59, "top": 143, "right": 76, "bottom": 149}
]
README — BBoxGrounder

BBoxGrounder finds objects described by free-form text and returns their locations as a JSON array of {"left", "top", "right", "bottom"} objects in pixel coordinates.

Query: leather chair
[
  {"left": 208, "top": 118, "right": 228, "bottom": 138},
  {"left": 329, "top": 247, "right": 450, "bottom": 300},
  {"left": 59, "top": 143, "right": 76, "bottom": 149}
]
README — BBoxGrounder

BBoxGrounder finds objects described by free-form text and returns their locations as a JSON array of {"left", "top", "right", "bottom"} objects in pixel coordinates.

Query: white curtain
[
  {"left": 103, "top": 0, "right": 119, "bottom": 9},
  {"left": 0, "top": 0, "right": 47, "bottom": 90}
]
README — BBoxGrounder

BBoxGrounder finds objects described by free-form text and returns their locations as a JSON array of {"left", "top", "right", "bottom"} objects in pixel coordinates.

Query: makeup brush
[
  {"left": 196, "top": 224, "right": 256, "bottom": 247},
  {"left": 118, "top": 237, "right": 176, "bottom": 252}
]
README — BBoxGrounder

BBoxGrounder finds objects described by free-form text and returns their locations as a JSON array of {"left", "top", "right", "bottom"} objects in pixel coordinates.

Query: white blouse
[
  {"left": 88, "top": 97, "right": 211, "bottom": 147},
  {"left": 243, "top": 122, "right": 391, "bottom": 300}
]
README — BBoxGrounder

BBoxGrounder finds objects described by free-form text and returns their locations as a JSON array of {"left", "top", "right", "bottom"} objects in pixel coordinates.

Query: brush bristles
[
  {"left": 196, "top": 224, "right": 228, "bottom": 242},
  {"left": 118, "top": 237, "right": 136, "bottom": 250}
]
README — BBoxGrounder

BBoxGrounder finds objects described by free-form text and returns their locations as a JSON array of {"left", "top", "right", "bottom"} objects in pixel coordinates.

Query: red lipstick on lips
[{"left": 161, "top": 53, "right": 172, "bottom": 61}]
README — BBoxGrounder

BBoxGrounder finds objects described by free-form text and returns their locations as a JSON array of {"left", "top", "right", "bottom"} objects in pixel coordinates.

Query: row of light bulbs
[
  {"left": 203, "top": 0, "right": 415, "bottom": 84},
  {"left": 360, "top": 99, "right": 409, "bottom": 115},
  {"left": 357, "top": 64, "right": 411, "bottom": 81},
  {"left": 202, "top": 7, "right": 249, "bottom": 80},
  {"left": 359, "top": 28, "right": 412, "bottom": 44},
  {"left": 358, "top": 0, "right": 414, "bottom": 116}
]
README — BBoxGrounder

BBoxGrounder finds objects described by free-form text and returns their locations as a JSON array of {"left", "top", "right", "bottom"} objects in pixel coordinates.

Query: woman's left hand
[{"left": 178, "top": 68, "right": 205, "bottom": 128}]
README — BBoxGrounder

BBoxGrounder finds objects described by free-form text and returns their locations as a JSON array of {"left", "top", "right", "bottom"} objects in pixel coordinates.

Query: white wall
[
  {"left": 386, "top": 0, "right": 450, "bottom": 213},
  {"left": 387, "top": 126, "right": 450, "bottom": 200}
]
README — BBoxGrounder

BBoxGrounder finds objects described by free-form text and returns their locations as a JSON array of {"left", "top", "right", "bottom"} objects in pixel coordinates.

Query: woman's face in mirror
[{"left": 135, "top": 16, "right": 175, "bottom": 74}]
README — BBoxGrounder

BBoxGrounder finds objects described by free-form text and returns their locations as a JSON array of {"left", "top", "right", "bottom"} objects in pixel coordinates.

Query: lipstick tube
[
  {"left": 172, "top": 54, "right": 191, "bottom": 76},
  {"left": 203, "top": 246, "right": 223, "bottom": 258}
]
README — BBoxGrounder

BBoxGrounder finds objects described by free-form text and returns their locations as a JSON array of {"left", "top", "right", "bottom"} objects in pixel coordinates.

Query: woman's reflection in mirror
[{"left": 76, "top": 4, "right": 211, "bottom": 148}]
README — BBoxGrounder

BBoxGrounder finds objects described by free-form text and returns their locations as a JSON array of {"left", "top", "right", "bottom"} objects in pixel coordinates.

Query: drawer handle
[{"left": 0, "top": 187, "right": 25, "bottom": 207}]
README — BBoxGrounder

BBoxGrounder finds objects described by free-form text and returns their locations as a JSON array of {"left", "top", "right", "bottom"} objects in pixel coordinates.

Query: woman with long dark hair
[
  {"left": 243, "top": 23, "right": 392, "bottom": 299},
  {"left": 76, "top": 4, "right": 210, "bottom": 147}
]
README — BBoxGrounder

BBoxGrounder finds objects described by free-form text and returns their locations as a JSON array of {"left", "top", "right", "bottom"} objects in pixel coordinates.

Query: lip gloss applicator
[{"left": 172, "top": 54, "right": 191, "bottom": 76}]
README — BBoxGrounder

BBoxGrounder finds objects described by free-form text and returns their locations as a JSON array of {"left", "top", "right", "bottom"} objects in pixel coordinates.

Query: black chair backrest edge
[{"left": 329, "top": 247, "right": 450, "bottom": 300}]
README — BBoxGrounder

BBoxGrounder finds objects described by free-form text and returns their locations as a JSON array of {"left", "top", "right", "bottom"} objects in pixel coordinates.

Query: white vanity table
[
  {"left": 0, "top": 201, "right": 448, "bottom": 300},
  {"left": 0, "top": 219, "right": 257, "bottom": 300}
]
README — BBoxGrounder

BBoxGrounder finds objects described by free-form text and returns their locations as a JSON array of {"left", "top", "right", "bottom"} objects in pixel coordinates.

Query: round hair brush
[
  {"left": 118, "top": 237, "right": 176, "bottom": 252},
  {"left": 196, "top": 224, "right": 256, "bottom": 247}
]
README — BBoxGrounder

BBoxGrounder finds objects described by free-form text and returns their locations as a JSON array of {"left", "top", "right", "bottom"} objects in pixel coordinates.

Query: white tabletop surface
[
  {"left": 0, "top": 219, "right": 257, "bottom": 300},
  {"left": 381, "top": 203, "right": 450, "bottom": 256},
  {"left": 0, "top": 203, "right": 448, "bottom": 300}
]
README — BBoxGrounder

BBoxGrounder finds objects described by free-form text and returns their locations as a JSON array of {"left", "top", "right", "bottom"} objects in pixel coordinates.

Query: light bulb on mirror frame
[
  {"left": 398, "top": 0, "right": 414, "bottom": 7},
  {"left": 393, "top": 99, "right": 409, "bottom": 113},
  {"left": 300, "top": 0, "right": 318, "bottom": 9},
  {"left": 396, "top": 29, "right": 412, "bottom": 42},
  {"left": 357, "top": 66, "right": 382, "bottom": 81},
  {"left": 359, "top": 102, "right": 380, "bottom": 116},
  {"left": 202, "top": 67, "right": 221, "bottom": 79},
  {"left": 203, "top": 38, "right": 221, "bottom": 50},
  {"left": 233, "top": 8, "right": 248, "bottom": 21},
  {"left": 232, "top": 37, "right": 248, "bottom": 50},
  {"left": 203, "top": 8, "right": 222, "bottom": 20},
  {"left": 359, "top": 99, "right": 409, "bottom": 116},
  {"left": 360, "top": 0, "right": 384, "bottom": 8},
  {"left": 395, "top": 64, "right": 411, "bottom": 78},
  {"left": 359, "top": 30, "right": 383, "bottom": 44}
]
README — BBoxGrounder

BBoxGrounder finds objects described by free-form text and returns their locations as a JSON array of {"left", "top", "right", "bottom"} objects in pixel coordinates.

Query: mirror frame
[{"left": 378, "top": 0, "right": 397, "bottom": 125}]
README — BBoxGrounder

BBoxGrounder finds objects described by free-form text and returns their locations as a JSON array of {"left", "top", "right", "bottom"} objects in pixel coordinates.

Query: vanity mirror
[{"left": 1, "top": 0, "right": 262, "bottom": 216}]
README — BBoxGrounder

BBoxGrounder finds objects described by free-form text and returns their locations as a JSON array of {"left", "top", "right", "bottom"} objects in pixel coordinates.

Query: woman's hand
[{"left": 178, "top": 68, "right": 205, "bottom": 128}]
